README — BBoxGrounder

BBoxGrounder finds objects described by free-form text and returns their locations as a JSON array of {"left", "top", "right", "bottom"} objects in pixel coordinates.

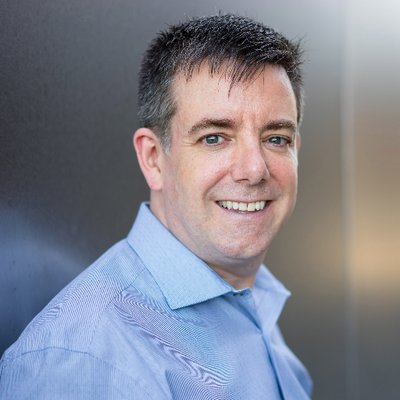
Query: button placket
[{"left": 232, "top": 290, "right": 262, "bottom": 330}]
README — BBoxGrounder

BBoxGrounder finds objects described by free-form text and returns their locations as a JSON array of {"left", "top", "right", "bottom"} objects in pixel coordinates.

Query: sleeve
[{"left": 0, "top": 347, "right": 156, "bottom": 400}]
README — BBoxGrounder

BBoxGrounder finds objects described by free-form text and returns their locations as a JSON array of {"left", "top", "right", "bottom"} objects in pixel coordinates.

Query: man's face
[{"left": 151, "top": 64, "right": 300, "bottom": 285}]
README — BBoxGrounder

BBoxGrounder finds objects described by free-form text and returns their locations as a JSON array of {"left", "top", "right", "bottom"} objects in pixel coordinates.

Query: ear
[{"left": 133, "top": 128, "right": 164, "bottom": 191}]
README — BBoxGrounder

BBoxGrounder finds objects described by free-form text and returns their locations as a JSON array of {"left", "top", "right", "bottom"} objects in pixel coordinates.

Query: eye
[
  {"left": 266, "top": 135, "right": 292, "bottom": 148},
  {"left": 201, "top": 134, "right": 224, "bottom": 145}
]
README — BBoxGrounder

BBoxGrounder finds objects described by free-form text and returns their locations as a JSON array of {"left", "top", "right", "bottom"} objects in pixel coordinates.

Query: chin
[{"left": 216, "top": 240, "right": 270, "bottom": 264}]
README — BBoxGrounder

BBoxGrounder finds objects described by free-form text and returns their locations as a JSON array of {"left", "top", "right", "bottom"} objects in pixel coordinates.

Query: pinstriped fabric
[{"left": 0, "top": 203, "right": 312, "bottom": 399}]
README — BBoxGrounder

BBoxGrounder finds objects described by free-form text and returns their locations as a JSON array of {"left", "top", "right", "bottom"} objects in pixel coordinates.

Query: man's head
[
  {"left": 137, "top": 14, "right": 303, "bottom": 149},
  {"left": 134, "top": 15, "right": 304, "bottom": 288}
]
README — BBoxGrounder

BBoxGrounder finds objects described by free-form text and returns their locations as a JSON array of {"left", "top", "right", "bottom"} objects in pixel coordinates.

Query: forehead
[{"left": 171, "top": 64, "right": 297, "bottom": 125}]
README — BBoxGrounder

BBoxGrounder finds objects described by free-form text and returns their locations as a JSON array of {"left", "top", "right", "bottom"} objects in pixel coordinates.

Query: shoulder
[
  {"left": 1, "top": 239, "right": 146, "bottom": 361},
  {"left": 0, "top": 238, "right": 172, "bottom": 398}
]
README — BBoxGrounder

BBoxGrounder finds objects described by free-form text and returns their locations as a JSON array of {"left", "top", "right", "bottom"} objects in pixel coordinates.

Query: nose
[{"left": 230, "top": 140, "right": 270, "bottom": 185}]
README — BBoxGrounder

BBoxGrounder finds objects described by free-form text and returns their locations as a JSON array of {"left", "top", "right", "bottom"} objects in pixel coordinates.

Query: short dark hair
[{"left": 138, "top": 14, "right": 304, "bottom": 148}]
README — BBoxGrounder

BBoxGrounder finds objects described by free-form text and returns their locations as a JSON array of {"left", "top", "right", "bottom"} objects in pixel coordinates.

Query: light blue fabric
[{"left": 0, "top": 203, "right": 312, "bottom": 399}]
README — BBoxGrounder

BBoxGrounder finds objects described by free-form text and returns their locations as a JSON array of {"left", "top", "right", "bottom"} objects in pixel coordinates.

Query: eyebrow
[
  {"left": 188, "top": 118, "right": 236, "bottom": 135},
  {"left": 261, "top": 119, "right": 297, "bottom": 133},
  {"left": 187, "top": 117, "right": 297, "bottom": 135}
]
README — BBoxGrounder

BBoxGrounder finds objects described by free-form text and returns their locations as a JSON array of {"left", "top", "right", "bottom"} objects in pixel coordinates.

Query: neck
[{"left": 208, "top": 258, "right": 264, "bottom": 289}]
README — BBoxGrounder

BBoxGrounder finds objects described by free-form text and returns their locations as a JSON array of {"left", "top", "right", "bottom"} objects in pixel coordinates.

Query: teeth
[
  {"left": 218, "top": 200, "right": 267, "bottom": 212},
  {"left": 239, "top": 203, "right": 247, "bottom": 211}
]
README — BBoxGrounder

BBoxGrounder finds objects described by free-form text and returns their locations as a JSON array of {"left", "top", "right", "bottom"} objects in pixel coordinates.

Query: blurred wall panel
[{"left": 346, "top": 1, "right": 400, "bottom": 398}]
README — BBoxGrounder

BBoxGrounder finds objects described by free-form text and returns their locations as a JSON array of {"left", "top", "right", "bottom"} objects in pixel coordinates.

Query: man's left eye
[
  {"left": 202, "top": 135, "right": 223, "bottom": 145},
  {"left": 267, "top": 136, "right": 292, "bottom": 146}
]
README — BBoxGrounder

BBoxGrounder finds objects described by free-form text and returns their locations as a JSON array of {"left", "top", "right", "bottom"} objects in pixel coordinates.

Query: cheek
[
  {"left": 179, "top": 152, "right": 228, "bottom": 193},
  {"left": 161, "top": 159, "right": 182, "bottom": 203},
  {"left": 270, "top": 157, "right": 298, "bottom": 188},
  {"left": 167, "top": 161, "right": 201, "bottom": 206}
]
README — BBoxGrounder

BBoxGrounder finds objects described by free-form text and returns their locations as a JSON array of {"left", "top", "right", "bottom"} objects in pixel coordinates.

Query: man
[{"left": 0, "top": 14, "right": 312, "bottom": 399}]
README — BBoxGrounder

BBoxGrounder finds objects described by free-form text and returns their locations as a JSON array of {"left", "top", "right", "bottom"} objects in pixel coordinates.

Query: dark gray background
[{"left": 1, "top": 1, "right": 399, "bottom": 399}]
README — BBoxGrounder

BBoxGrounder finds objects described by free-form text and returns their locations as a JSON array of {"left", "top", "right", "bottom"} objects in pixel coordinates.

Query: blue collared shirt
[{"left": 0, "top": 203, "right": 312, "bottom": 399}]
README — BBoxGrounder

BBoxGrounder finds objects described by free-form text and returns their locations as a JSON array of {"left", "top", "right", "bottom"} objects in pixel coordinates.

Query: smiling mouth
[{"left": 217, "top": 200, "right": 267, "bottom": 212}]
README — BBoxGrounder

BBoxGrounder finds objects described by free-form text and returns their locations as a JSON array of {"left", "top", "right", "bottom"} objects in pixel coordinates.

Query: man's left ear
[{"left": 133, "top": 128, "right": 164, "bottom": 191}]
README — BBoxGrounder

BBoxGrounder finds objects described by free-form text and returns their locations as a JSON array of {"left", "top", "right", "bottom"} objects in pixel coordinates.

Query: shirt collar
[
  {"left": 253, "top": 265, "right": 291, "bottom": 334},
  {"left": 127, "top": 203, "right": 233, "bottom": 310}
]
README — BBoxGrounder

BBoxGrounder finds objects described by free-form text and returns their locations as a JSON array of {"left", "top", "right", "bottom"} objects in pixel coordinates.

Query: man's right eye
[{"left": 202, "top": 134, "right": 223, "bottom": 145}]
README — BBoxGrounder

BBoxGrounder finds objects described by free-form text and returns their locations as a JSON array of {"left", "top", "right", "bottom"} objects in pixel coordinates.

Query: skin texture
[{"left": 134, "top": 64, "right": 300, "bottom": 289}]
